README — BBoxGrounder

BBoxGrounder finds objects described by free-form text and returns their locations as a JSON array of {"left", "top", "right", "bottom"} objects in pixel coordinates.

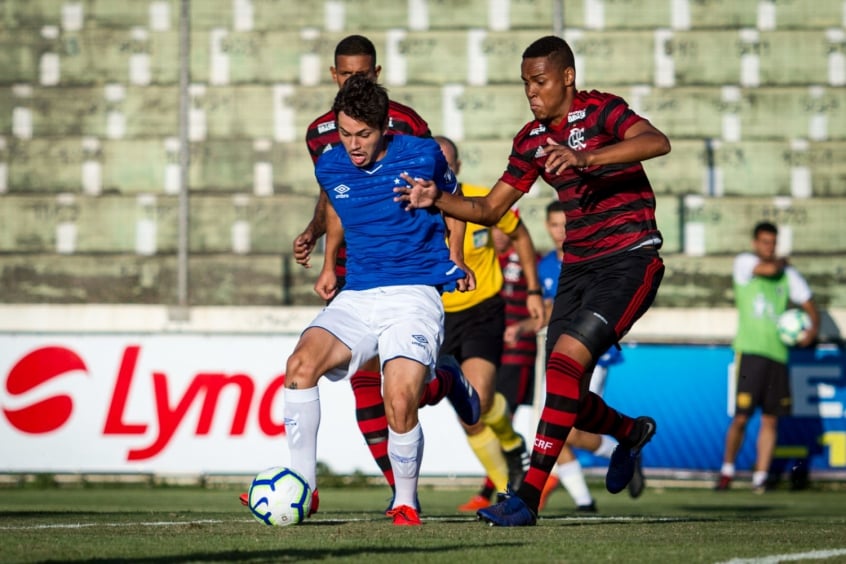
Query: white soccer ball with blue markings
[
  {"left": 248, "top": 466, "right": 312, "bottom": 527},
  {"left": 776, "top": 308, "right": 811, "bottom": 346}
]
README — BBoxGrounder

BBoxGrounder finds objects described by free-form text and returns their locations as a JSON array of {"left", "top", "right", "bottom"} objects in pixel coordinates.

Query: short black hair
[
  {"left": 754, "top": 221, "right": 778, "bottom": 238},
  {"left": 522, "top": 35, "right": 575, "bottom": 72},
  {"left": 332, "top": 73, "right": 389, "bottom": 130},
  {"left": 546, "top": 200, "right": 566, "bottom": 217},
  {"left": 335, "top": 35, "right": 377, "bottom": 64}
]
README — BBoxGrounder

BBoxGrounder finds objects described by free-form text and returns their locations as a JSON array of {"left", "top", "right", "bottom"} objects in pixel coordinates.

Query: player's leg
[
  {"left": 349, "top": 357, "right": 395, "bottom": 493},
  {"left": 284, "top": 326, "right": 354, "bottom": 494},
  {"left": 569, "top": 251, "right": 663, "bottom": 495},
  {"left": 378, "top": 285, "right": 444, "bottom": 525},
  {"left": 718, "top": 413, "right": 749, "bottom": 489},
  {"left": 755, "top": 414, "right": 778, "bottom": 491},
  {"left": 458, "top": 297, "right": 528, "bottom": 490},
  {"left": 382, "top": 355, "right": 426, "bottom": 524},
  {"left": 459, "top": 358, "right": 511, "bottom": 492},
  {"left": 717, "top": 353, "right": 759, "bottom": 490},
  {"left": 541, "top": 444, "right": 596, "bottom": 512},
  {"left": 754, "top": 358, "right": 791, "bottom": 491},
  {"left": 479, "top": 251, "right": 663, "bottom": 525},
  {"left": 460, "top": 359, "right": 531, "bottom": 511},
  {"left": 284, "top": 291, "right": 376, "bottom": 498}
]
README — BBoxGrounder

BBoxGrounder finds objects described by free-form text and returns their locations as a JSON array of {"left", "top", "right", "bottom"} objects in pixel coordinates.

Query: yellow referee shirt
[{"left": 441, "top": 183, "right": 521, "bottom": 313}]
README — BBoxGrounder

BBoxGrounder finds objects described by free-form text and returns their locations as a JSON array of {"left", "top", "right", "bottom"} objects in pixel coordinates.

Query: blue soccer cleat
[
  {"left": 606, "top": 416, "right": 657, "bottom": 494},
  {"left": 476, "top": 488, "right": 537, "bottom": 527},
  {"left": 438, "top": 355, "right": 481, "bottom": 425}
]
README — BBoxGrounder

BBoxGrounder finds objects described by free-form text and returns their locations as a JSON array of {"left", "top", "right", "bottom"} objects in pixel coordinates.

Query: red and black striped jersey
[
  {"left": 499, "top": 90, "right": 662, "bottom": 264},
  {"left": 305, "top": 100, "right": 431, "bottom": 164},
  {"left": 498, "top": 249, "right": 538, "bottom": 368}
]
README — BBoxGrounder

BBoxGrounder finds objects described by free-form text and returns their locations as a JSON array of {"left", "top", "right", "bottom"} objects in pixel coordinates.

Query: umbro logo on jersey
[
  {"left": 333, "top": 185, "right": 350, "bottom": 198},
  {"left": 568, "top": 109, "right": 586, "bottom": 123},
  {"left": 529, "top": 124, "right": 547, "bottom": 136},
  {"left": 411, "top": 335, "right": 429, "bottom": 345},
  {"left": 317, "top": 121, "right": 336, "bottom": 134}
]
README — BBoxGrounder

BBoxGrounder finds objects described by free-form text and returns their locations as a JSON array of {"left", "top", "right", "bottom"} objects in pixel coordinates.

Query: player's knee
[
  {"left": 285, "top": 353, "right": 320, "bottom": 389},
  {"left": 564, "top": 309, "right": 618, "bottom": 360},
  {"left": 383, "top": 391, "right": 418, "bottom": 433}
]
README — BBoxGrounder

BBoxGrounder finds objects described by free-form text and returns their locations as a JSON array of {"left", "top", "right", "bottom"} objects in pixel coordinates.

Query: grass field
[{"left": 1, "top": 480, "right": 845, "bottom": 563}]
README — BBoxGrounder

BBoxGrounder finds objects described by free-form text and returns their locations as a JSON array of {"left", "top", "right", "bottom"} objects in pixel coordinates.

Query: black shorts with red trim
[{"left": 546, "top": 247, "right": 664, "bottom": 360}]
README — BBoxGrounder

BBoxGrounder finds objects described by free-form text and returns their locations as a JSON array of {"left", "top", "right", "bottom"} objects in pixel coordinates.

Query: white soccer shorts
[{"left": 306, "top": 285, "right": 444, "bottom": 382}]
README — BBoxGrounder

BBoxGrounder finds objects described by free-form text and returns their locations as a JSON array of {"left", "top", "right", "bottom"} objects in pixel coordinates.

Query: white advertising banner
[{"left": 0, "top": 335, "right": 507, "bottom": 476}]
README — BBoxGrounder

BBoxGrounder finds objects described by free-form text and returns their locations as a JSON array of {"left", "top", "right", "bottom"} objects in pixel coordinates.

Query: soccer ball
[
  {"left": 776, "top": 308, "right": 811, "bottom": 346},
  {"left": 247, "top": 466, "right": 312, "bottom": 527}
]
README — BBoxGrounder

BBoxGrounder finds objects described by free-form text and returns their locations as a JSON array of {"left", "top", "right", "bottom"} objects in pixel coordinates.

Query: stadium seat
[
  {"left": 0, "top": 252, "right": 320, "bottom": 305},
  {"left": 667, "top": 29, "right": 839, "bottom": 87},
  {"left": 681, "top": 196, "right": 846, "bottom": 255}
]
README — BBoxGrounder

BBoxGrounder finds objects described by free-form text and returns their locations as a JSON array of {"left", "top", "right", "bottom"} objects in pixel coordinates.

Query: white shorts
[{"left": 306, "top": 285, "right": 445, "bottom": 382}]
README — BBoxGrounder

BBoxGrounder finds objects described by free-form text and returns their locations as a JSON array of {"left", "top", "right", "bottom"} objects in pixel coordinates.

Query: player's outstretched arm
[{"left": 395, "top": 178, "right": 523, "bottom": 227}]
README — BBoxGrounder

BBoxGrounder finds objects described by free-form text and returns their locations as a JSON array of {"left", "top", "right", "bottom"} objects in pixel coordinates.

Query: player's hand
[
  {"left": 797, "top": 324, "right": 818, "bottom": 348},
  {"left": 527, "top": 294, "right": 545, "bottom": 331},
  {"left": 504, "top": 324, "right": 522, "bottom": 346},
  {"left": 453, "top": 261, "right": 476, "bottom": 292},
  {"left": 394, "top": 173, "right": 439, "bottom": 210},
  {"left": 314, "top": 269, "right": 337, "bottom": 300},
  {"left": 542, "top": 137, "right": 588, "bottom": 175},
  {"left": 293, "top": 228, "right": 316, "bottom": 268}
]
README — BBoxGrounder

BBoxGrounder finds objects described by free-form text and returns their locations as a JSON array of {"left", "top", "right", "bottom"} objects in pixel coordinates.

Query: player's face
[
  {"left": 545, "top": 210, "right": 566, "bottom": 247},
  {"left": 331, "top": 55, "right": 380, "bottom": 88},
  {"left": 436, "top": 140, "right": 461, "bottom": 176},
  {"left": 337, "top": 111, "right": 386, "bottom": 168},
  {"left": 754, "top": 231, "right": 777, "bottom": 261},
  {"left": 521, "top": 56, "right": 574, "bottom": 125}
]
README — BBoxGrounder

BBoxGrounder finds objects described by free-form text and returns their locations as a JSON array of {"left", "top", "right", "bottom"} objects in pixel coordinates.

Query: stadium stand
[{"left": 0, "top": 0, "right": 844, "bottom": 308}]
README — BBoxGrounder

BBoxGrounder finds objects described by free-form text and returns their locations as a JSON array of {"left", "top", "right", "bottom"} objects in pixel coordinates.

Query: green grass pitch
[{"left": 1, "top": 481, "right": 845, "bottom": 563}]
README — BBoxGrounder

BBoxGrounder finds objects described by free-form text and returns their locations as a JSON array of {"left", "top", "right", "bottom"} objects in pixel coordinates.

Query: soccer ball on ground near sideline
[
  {"left": 776, "top": 308, "right": 812, "bottom": 346},
  {"left": 247, "top": 466, "right": 312, "bottom": 526}
]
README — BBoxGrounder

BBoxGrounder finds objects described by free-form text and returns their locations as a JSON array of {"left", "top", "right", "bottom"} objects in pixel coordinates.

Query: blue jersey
[
  {"left": 315, "top": 134, "right": 465, "bottom": 291},
  {"left": 538, "top": 250, "right": 562, "bottom": 302},
  {"left": 537, "top": 250, "right": 623, "bottom": 367}
]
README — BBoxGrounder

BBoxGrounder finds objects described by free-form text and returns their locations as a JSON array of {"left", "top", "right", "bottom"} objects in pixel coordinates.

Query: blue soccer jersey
[
  {"left": 315, "top": 134, "right": 465, "bottom": 291},
  {"left": 538, "top": 250, "right": 562, "bottom": 302}
]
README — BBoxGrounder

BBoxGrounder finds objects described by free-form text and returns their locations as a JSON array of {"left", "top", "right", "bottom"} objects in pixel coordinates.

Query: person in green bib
[{"left": 716, "top": 221, "right": 819, "bottom": 493}]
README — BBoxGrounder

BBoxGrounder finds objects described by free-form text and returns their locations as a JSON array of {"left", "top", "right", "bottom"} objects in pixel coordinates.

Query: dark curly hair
[{"left": 332, "top": 73, "right": 389, "bottom": 130}]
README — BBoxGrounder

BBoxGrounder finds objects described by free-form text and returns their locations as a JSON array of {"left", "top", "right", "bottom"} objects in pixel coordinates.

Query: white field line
[
  {"left": 0, "top": 514, "right": 684, "bottom": 531},
  {"left": 716, "top": 548, "right": 846, "bottom": 564}
]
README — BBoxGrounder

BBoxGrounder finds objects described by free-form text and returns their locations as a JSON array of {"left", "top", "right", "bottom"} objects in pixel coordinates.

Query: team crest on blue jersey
[{"left": 333, "top": 185, "right": 350, "bottom": 199}]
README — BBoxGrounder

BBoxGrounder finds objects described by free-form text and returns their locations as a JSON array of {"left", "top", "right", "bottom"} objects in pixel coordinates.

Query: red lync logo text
[{"left": 3, "top": 345, "right": 287, "bottom": 461}]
